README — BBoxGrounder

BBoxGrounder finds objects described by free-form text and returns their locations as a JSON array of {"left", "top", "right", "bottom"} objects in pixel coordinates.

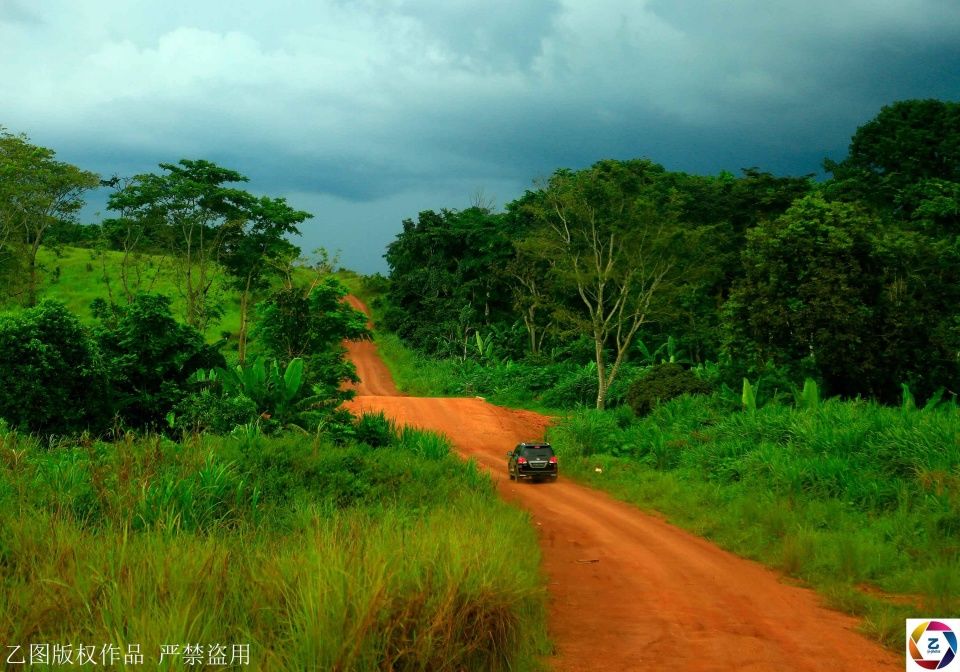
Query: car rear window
[{"left": 520, "top": 446, "right": 554, "bottom": 458}]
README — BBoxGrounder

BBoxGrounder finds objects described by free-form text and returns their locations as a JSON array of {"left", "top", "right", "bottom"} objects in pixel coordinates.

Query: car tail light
[
  {"left": 549, "top": 456, "right": 558, "bottom": 464},
  {"left": 517, "top": 457, "right": 528, "bottom": 465}
]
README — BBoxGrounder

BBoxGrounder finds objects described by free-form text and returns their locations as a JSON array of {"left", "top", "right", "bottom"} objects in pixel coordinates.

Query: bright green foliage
[
  {"left": 0, "top": 429, "right": 549, "bottom": 670},
  {"left": 202, "top": 356, "right": 308, "bottom": 427},
  {"left": 0, "top": 129, "right": 99, "bottom": 306},
  {"left": 741, "top": 377, "right": 758, "bottom": 413},
  {"left": 255, "top": 277, "right": 370, "bottom": 406},
  {"left": 549, "top": 395, "right": 960, "bottom": 643},
  {"left": 106, "top": 160, "right": 258, "bottom": 331},
  {"left": 626, "top": 363, "right": 712, "bottom": 416},
  {"left": 95, "top": 293, "right": 225, "bottom": 428},
  {"left": 0, "top": 300, "right": 109, "bottom": 433},
  {"left": 901, "top": 383, "right": 916, "bottom": 413},
  {"left": 794, "top": 378, "right": 821, "bottom": 410}
]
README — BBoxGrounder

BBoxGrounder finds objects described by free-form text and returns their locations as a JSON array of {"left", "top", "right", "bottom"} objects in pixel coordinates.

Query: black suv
[{"left": 507, "top": 442, "right": 558, "bottom": 482}]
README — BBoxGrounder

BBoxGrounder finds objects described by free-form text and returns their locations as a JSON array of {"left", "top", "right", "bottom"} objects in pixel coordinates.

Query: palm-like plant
[{"left": 192, "top": 357, "right": 307, "bottom": 425}]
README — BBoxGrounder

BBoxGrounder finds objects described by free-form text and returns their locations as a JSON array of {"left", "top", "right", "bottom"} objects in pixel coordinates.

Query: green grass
[
  {"left": 0, "top": 424, "right": 550, "bottom": 670},
  {"left": 547, "top": 395, "right": 960, "bottom": 648},
  {"left": 35, "top": 245, "right": 246, "bottom": 341}
]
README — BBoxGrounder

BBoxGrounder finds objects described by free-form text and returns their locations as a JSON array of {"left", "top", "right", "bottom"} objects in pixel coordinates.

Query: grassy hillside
[
  {"left": 34, "top": 245, "right": 244, "bottom": 340},
  {"left": 0, "top": 252, "right": 553, "bottom": 669}
]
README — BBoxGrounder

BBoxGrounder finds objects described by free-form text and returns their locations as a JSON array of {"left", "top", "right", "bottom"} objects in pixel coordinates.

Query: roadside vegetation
[
  {"left": 549, "top": 393, "right": 959, "bottom": 647},
  {"left": 1, "top": 98, "right": 958, "bottom": 658},
  {"left": 0, "top": 418, "right": 549, "bottom": 670},
  {"left": 364, "top": 98, "right": 960, "bottom": 649}
]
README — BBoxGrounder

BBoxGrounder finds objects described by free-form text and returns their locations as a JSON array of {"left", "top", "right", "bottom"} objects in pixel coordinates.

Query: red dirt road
[
  {"left": 343, "top": 295, "right": 401, "bottom": 397},
  {"left": 343, "top": 298, "right": 900, "bottom": 672}
]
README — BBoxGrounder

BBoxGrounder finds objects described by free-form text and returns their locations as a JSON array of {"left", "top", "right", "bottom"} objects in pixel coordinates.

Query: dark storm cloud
[
  {"left": 0, "top": 1, "right": 41, "bottom": 25},
  {"left": 3, "top": 0, "right": 959, "bottom": 271}
]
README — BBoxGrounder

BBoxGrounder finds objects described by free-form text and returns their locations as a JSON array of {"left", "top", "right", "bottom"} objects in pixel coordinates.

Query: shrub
[
  {"left": 173, "top": 390, "right": 258, "bottom": 434},
  {"left": 626, "top": 363, "right": 712, "bottom": 416},
  {"left": 0, "top": 300, "right": 110, "bottom": 433},
  {"left": 96, "top": 294, "right": 225, "bottom": 429},
  {"left": 354, "top": 411, "right": 396, "bottom": 447}
]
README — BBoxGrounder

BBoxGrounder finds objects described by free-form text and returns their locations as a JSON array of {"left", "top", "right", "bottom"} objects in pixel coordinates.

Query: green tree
[
  {"left": 825, "top": 99, "right": 960, "bottom": 224},
  {"left": 97, "top": 176, "right": 174, "bottom": 305},
  {"left": 95, "top": 293, "right": 225, "bottom": 428},
  {"left": 524, "top": 160, "right": 675, "bottom": 409},
  {"left": 0, "top": 128, "right": 99, "bottom": 306},
  {"left": 384, "top": 207, "right": 520, "bottom": 359},
  {"left": 220, "top": 196, "right": 311, "bottom": 362},
  {"left": 0, "top": 301, "right": 110, "bottom": 433},
  {"left": 722, "top": 194, "right": 960, "bottom": 401},
  {"left": 255, "top": 277, "right": 370, "bottom": 406},
  {"left": 107, "top": 160, "right": 256, "bottom": 331},
  {"left": 639, "top": 168, "right": 812, "bottom": 363},
  {"left": 723, "top": 196, "right": 879, "bottom": 394},
  {"left": 869, "top": 229, "right": 960, "bottom": 401}
]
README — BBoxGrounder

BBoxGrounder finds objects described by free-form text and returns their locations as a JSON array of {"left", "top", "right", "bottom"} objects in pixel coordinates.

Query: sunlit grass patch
[{"left": 0, "top": 430, "right": 549, "bottom": 670}]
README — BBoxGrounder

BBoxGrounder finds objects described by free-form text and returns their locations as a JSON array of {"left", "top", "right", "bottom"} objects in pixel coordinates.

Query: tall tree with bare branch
[{"left": 526, "top": 160, "right": 675, "bottom": 409}]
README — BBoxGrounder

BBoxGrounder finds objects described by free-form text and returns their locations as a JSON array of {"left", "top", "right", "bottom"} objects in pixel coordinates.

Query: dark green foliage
[
  {"left": 0, "top": 300, "right": 110, "bottom": 433},
  {"left": 256, "top": 278, "right": 368, "bottom": 360},
  {"left": 722, "top": 196, "right": 877, "bottom": 393},
  {"left": 723, "top": 195, "right": 960, "bottom": 401},
  {"left": 384, "top": 207, "right": 523, "bottom": 359},
  {"left": 43, "top": 220, "right": 102, "bottom": 248},
  {"left": 219, "top": 195, "right": 312, "bottom": 361},
  {"left": 96, "top": 293, "right": 225, "bottom": 428},
  {"left": 173, "top": 390, "right": 257, "bottom": 434},
  {"left": 869, "top": 231, "right": 960, "bottom": 401},
  {"left": 826, "top": 99, "right": 960, "bottom": 217},
  {"left": 637, "top": 168, "right": 813, "bottom": 363},
  {"left": 626, "top": 363, "right": 712, "bottom": 416}
]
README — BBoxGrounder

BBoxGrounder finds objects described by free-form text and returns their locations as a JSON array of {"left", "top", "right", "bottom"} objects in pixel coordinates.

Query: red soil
[{"left": 343, "top": 296, "right": 900, "bottom": 672}]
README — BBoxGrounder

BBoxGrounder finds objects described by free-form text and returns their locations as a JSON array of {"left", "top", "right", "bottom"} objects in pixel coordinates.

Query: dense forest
[{"left": 381, "top": 98, "right": 959, "bottom": 410}]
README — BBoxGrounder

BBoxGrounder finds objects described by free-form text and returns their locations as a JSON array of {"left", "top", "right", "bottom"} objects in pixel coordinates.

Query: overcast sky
[{"left": 3, "top": 0, "right": 959, "bottom": 272}]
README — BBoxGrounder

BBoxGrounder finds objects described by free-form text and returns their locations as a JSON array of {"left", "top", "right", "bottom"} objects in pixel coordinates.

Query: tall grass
[
  {"left": 548, "top": 394, "right": 960, "bottom": 647},
  {"left": 0, "top": 426, "right": 549, "bottom": 670}
]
